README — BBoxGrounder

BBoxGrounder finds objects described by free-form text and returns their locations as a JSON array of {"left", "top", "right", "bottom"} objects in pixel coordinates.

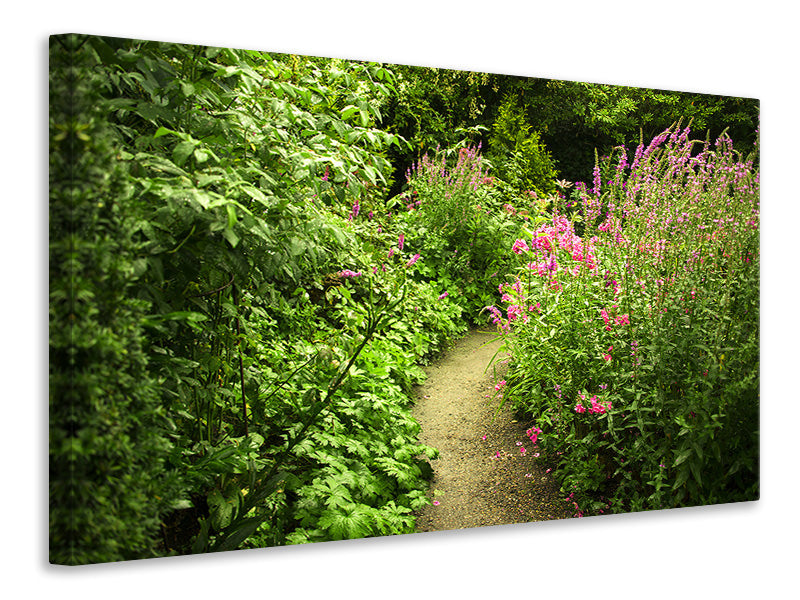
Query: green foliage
[
  {"left": 49, "top": 34, "right": 761, "bottom": 561},
  {"left": 489, "top": 126, "right": 760, "bottom": 515},
  {"left": 521, "top": 79, "right": 760, "bottom": 183},
  {"left": 382, "top": 65, "right": 497, "bottom": 195},
  {"left": 398, "top": 143, "right": 542, "bottom": 321},
  {"left": 49, "top": 35, "right": 482, "bottom": 561},
  {"left": 487, "top": 94, "right": 559, "bottom": 199},
  {"left": 49, "top": 35, "right": 183, "bottom": 565}
]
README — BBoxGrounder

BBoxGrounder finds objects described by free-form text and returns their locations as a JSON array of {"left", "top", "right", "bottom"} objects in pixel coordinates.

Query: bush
[
  {"left": 397, "top": 144, "right": 538, "bottom": 321},
  {"left": 49, "top": 35, "right": 183, "bottom": 565},
  {"left": 488, "top": 125, "right": 759, "bottom": 515},
  {"left": 487, "top": 94, "right": 559, "bottom": 200}
]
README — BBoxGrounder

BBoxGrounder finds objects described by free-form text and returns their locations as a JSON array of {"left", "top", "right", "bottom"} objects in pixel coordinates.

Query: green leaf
[
  {"left": 341, "top": 105, "right": 359, "bottom": 120},
  {"left": 222, "top": 227, "right": 240, "bottom": 248},
  {"left": 153, "top": 126, "right": 175, "bottom": 139},
  {"left": 173, "top": 140, "right": 197, "bottom": 166},
  {"left": 186, "top": 189, "right": 213, "bottom": 210},
  {"left": 673, "top": 447, "right": 692, "bottom": 466},
  {"left": 197, "top": 173, "right": 225, "bottom": 188},
  {"left": 193, "top": 147, "right": 211, "bottom": 164},
  {"left": 240, "top": 184, "right": 270, "bottom": 207},
  {"left": 690, "top": 460, "right": 703, "bottom": 486},
  {"left": 673, "top": 466, "right": 690, "bottom": 490},
  {"left": 317, "top": 505, "right": 372, "bottom": 540},
  {"left": 191, "top": 518, "right": 211, "bottom": 554},
  {"left": 226, "top": 203, "right": 237, "bottom": 229},
  {"left": 207, "top": 488, "right": 238, "bottom": 531},
  {"left": 211, "top": 516, "right": 265, "bottom": 552}
]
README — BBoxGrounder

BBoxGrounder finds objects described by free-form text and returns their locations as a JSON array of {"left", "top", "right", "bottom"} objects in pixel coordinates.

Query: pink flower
[
  {"left": 349, "top": 198, "right": 360, "bottom": 221},
  {"left": 339, "top": 269, "right": 362, "bottom": 278},
  {"left": 481, "top": 435, "right": 487, "bottom": 441},
  {"left": 589, "top": 396, "right": 605, "bottom": 414},
  {"left": 582, "top": 395, "right": 612, "bottom": 414},
  {"left": 398, "top": 233, "right": 405, "bottom": 250},
  {"left": 506, "top": 304, "right": 523, "bottom": 321},
  {"left": 406, "top": 253, "right": 421, "bottom": 267},
  {"left": 512, "top": 239, "right": 530, "bottom": 254},
  {"left": 520, "top": 447, "right": 527, "bottom": 455},
  {"left": 432, "top": 500, "right": 440, "bottom": 506},
  {"left": 575, "top": 402, "right": 586, "bottom": 414},
  {"left": 494, "top": 380, "right": 506, "bottom": 391},
  {"left": 438, "top": 291, "right": 449, "bottom": 300}
]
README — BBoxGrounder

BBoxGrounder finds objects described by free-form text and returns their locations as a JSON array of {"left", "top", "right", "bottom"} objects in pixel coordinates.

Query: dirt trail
[{"left": 412, "top": 329, "right": 572, "bottom": 532}]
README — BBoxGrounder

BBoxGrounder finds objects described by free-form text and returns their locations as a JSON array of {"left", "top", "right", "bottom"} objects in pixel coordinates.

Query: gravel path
[{"left": 412, "top": 329, "right": 572, "bottom": 532}]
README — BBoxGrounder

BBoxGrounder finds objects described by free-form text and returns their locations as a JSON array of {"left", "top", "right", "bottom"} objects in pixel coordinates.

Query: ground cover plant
[{"left": 49, "top": 33, "right": 759, "bottom": 564}]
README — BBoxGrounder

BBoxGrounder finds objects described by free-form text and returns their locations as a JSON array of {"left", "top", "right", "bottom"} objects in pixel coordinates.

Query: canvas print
[{"left": 49, "top": 33, "right": 759, "bottom": 565}]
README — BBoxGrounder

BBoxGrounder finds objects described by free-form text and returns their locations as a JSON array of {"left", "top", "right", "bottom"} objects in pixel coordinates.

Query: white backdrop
[{"left": 12, "top": 2, "right": 795, "bottom": 597}]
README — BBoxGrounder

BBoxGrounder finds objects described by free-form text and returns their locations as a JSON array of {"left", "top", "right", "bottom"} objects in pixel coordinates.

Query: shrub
[
  {"left": 487, "top": 94, "right": 559, "bottom": 200},
  {"left": 49, "top": 35, "right": 183, "bottom": 565},
  {"left": 489, "top": 125, "right": 759, "bottom": 515},
  {"left": 397, "top": 144, "right": 537, "bottom": 321}
]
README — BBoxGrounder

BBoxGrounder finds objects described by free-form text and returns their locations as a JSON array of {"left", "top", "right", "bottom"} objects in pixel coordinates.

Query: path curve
[{"left": 412, "top": 329, "right": 572, "bottom": 532}]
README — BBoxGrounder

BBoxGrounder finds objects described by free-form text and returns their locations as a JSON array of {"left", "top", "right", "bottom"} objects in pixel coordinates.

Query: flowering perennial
[
  {"left": 338, "top": 269, "right": 362, "bottom": 278},
  {"left": 485, "top": 124, "right": 759, "bottom": 517}
]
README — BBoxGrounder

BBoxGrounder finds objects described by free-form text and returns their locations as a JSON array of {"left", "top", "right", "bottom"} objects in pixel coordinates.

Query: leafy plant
[
  {"left": 489, "top": 125, "right": 759, "bottom": 515},
  {"left": 49, "top": 34, "right": 761, "bottom": 562},
  {"left": 487, "top": 93, "right": 559, "bottom": 199},
  {"left": 49, "top": 35, "right": 184, "bottom": 565}
]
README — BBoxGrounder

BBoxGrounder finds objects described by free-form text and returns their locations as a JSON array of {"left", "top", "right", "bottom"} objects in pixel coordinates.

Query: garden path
[{"left": 412, "top": 329, "right": 572, "bottom": 532}]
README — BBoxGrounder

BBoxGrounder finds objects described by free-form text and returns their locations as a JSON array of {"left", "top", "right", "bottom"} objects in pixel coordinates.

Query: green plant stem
[
  {"left": 232, "top": 280, "right": 248, "bottom": 437},
  {"left": 205, "top": 283, "right": 407, "bottom": 553}
]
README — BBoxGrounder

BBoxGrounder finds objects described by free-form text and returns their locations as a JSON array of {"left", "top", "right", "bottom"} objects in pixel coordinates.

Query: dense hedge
[{"left": 49, "top": 35, "right": 183, "bottom": 564}]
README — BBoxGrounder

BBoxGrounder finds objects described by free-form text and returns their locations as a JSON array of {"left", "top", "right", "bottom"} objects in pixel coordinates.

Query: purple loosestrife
[
  {"left": 512, "top": 239, "right": 529, "bottom": 254},
  {"left": 406, "top": 253, "right": 420, "bottom": 267},
  {"left": 339, "top": 269, "right": 362, "bottom": 278},
  {"left": 592, "top": 164, "right": 602, "bottom": 197},
  {"left": 348, "top": 197, "right": 360, "bottom": 221}
]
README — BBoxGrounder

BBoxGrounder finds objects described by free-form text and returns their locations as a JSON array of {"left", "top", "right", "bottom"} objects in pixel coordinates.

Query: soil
[{"left": 412, "top": 328, "right": 573, "bottom": 532}]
